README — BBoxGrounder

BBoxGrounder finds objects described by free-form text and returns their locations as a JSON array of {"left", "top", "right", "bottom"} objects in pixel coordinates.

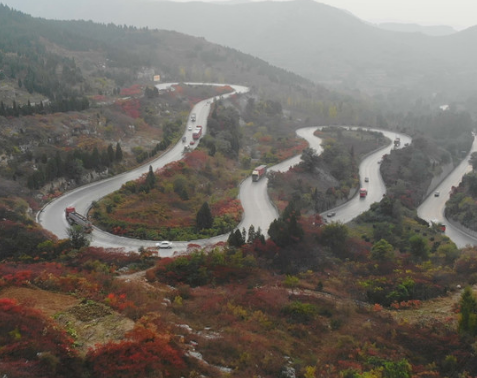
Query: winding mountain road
[
  {"left": 418, "top": 136, "right": 477, "bottom": 248},
  {"left": 318, "top": 127, "right": 411, "bottom": 223},
  {"left": 37, "top": 83, "right": 477, "bottom": 255}
]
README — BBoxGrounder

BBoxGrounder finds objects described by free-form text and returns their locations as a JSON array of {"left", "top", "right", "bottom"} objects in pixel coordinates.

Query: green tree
[
  {"left": 107, "top": 144, "right": 115, "bottom": 163},
  {"left": 371, "top": 239, "right": 395, "bottom": 262},
  {"left": 268, "top": 218, "right": 289, "bottom": 247},
  {"left": 196, "top": 202, "right": 213, "bottom": 231},
  {"left": 458, "top": 286, "right": 477, "bottom": 336},
  {"left": 228, "top": 229, "right": 245, "bottom": 247},
  {"left": 469, "top": 152, "right": 477, "bottom": 171},
  {"left": 268, "top": 203, "right": 304, "bottom": 247},
  {"left": 319, "top": 222, "right": 349, "bottom": 258},
  {"left": 145, "top": 165, "right": 156, "bottom": 188},
  {"left": 67, "top": 225, "right": 91, "bottom": 249},
  {"left": 115, "top": 142, "right": 123, "bottom": 161},
  {"left": 382, "top": 359, "right": 412, "bottom": 378},
  {"left": 300, "top": 147, "right": 319, "bottom": 173},
  {"left": 91, "top": 147, "right": 100, "bottom": 169},
  {"left": 465, "top": 172, "right": 477, "bottom": 197},
  {"left": 247, "top": 224, "right": 256, "bottom": 243},
  {"left": 173, "top": 176, "right": 189, "bottom": 200},
  {"left": 408, "top": 234, "right": 429, "bottom": 262}
]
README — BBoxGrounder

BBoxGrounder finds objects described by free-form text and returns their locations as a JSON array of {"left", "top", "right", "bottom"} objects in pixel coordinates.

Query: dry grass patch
[{"left": 0, "top": 286, "right": 79, "bottom": 317}]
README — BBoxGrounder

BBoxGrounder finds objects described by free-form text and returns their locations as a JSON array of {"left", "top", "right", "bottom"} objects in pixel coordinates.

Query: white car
[
  {"left": 434, "top": 191, "right": 440, "bottom": 197},
  {"left": 327, "top": 212, "right": 336, "bottom": 218},
  {"left": 156, "top": 241, "right": 172, "bottom": 249},
  {"left": 364, "top": 177, "right": 369, "bottom": 182},
  {"left": 188, "top": 125, "right": 192, "bottom": 131}
]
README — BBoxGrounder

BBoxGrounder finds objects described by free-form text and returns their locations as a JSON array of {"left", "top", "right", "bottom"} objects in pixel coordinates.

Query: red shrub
[
  {"left": 116, "top": 98, "right": 141, "bottom": 119},
  {"left": 86, "top": 326, "right": 185, "bottom": 378},
  {"left": 120, "top": 85, "right": 142, "bottom": 97},
  {"left": 0, "top": 298, "right": 77, "bottom": 375}
]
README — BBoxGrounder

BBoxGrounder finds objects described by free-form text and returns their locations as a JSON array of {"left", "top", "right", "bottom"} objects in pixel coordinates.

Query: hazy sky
[{"left": 168, "top": 0, "right": 477, "bottom": 30}]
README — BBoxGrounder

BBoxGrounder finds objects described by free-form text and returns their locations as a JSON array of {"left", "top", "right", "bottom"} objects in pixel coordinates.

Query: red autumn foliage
[
  {"left": 116, "top": 98, "right": 141, "bottom": 119},
  {"left": 183, "top": 149, "right": 208, "bottom": 169},
  {"left": 390, "top": 299, "right": 422, "bottom": 310},
  {"left": 187, "top": 243, "right": 201, "bottom": 252},
  {"left": 0, "top": 270, "right": 32, "bottom": 287},
  {"left": 215, "top": 85, "right": 233, "bottom": 94},
  {"left": 75, "top": 247, "right": 142, "bottom": 268},
  {"left": 91, "top": 94, "right": 107, "bottom": 102},
  {"left": 105, "top": 293, "right": 136, "bottom": 311},
  {"left": 86, "top": 325, "right": 185, "bottom": 378},
  {"left": 120, "top": 85, "right": 142, "bottom": 97},
  {"left": 171, "top": 84, "right": 184, "bottom": 95},
  {"left": 252, "top": 239, "right": 280, "bottom": 260},
  {"left": 0, "top": 263, "right": 76, "bottom": 288},
  {"left": 210, "top": 198, "right": 243, "bottom": 219},
  {"left": 0, "top": 298, "right": 78, "bottom": 377}
]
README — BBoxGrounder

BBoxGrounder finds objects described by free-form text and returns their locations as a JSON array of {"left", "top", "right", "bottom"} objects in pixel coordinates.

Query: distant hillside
[
  {"left": 0, "top": 3, "right": 341, "bottom": 116},
  {"left": 377, "top": 22, "right": 457, "bottom": 36},
  {"left": 3, "top": 0, "right": 477, "bottom": 103}
]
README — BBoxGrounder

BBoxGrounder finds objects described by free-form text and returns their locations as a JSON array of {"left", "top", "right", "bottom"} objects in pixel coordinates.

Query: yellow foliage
[
  {"left": 173, "top": 296, "right": 183, "bottom": 306},
  {"left": 227, "top": 302, "right": 248, "bottom": 320},
  {"left": 250, "top": 310, "right": 273, "bottom": 329},
  {"left": 304, "top": 365, "right": 316, "bottom": 378}
]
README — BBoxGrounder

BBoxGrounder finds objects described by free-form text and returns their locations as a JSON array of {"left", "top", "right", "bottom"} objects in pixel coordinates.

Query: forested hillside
[
  {"left": 6, "top": 0, "right": 477, "bottom": 109},
  {"left": 0, "top": 4, "right": 379, "bottom": 198}
]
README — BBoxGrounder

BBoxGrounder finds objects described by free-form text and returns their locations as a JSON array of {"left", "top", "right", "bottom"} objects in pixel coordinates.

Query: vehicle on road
[
  {"left": 430, "top": 219, "right": 446, "bottom": 233},
  {"left": 190, "top": 113, "right": 196, "bottom": 122},
  {"left": 359, "top": 188, "right": 368, "bottom": 198},
  {"left": 182, "top": 136, "right": 186, "bottom": 143},
  {"left": 190, "top": 140, "right": 195, "bottom": 145},
  {"left": 188, "top": 125, "right": 192, "bottom": 131},
  {"left": 156, "top": 241, "right": 172, "bottom": 249},
  {"left": 327, "top": 212, "right": 336, "bottom": 218},
  {"left": 252, "top": 165, "right": 267, "bottom": 182},
  {"left": 65, "top": 207, "right": 93, "bottom": 233},
  {"left": 192, "top": 126, "right": 202, "bottom": 140},
  {"left": 364, "top": 177, "right": 369, "bottom": 182},
  {"left": 434, "top": 191, "right": 440, "bottom": 197}
]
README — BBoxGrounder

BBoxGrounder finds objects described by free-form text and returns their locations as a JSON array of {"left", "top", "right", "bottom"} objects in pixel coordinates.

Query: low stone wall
[{"left": 446, "top": 217, "right": 477, "bottom": 240}]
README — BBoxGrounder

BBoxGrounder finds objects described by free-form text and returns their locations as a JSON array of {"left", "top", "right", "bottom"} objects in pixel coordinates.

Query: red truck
[
  {"left": 359, "top": 188, "right": 368, "bottom": 198},
  {"left": 65, "top": 207, "right": 93, "bottom": 233},
  {"left": 192, "top": 125, "right": 202, "bottom": 140},
  {"left": 252, "top": 165, "right": 267, "bottom": 182}
]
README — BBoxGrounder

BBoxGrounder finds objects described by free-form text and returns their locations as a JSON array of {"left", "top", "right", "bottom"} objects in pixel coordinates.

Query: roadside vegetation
[
  {"left": 3, "top": 193, "right": 477, "bottom": 377},
  {"left": 91, "top": 97, "right": 307, "bottom": 241},
  {"left": 446, "top": 158, "right": 477, "bottom": 231},
  {"left": 268, "top": 127, "right": 388, "bottom": 213}
]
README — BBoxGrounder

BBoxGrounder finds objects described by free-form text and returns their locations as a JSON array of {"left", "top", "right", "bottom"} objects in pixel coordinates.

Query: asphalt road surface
[
  {"left": 320, "top": 128, "right": 411, "bottom": 224},
  {"left": 418, "top": 135, "right": 477, "bottom": 248},
  {"left": 38, "top": 82, "right": 476, "bottom": 254}
]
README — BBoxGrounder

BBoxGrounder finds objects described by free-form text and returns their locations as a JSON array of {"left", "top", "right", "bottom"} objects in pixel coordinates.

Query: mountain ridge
[{"left": 3, "top": 0, "right": 477, "bottom": 100}]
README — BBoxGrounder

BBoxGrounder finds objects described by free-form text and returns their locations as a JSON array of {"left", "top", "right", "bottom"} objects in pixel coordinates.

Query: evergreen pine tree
[
  {"left": 115, "top": 142, "right": 123, "bottom": 161},
  {"left": 247, "top": 225, "right": 256, "bottom": 244},
  {"left": 196, "top": 202, "right": 213, "bottom": 231},
  {"left": 107, "top": 144, "right": 115, "bottom": 163},
  {"left": 145, "top": 165, "right": 156, "bottom": 189}
]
